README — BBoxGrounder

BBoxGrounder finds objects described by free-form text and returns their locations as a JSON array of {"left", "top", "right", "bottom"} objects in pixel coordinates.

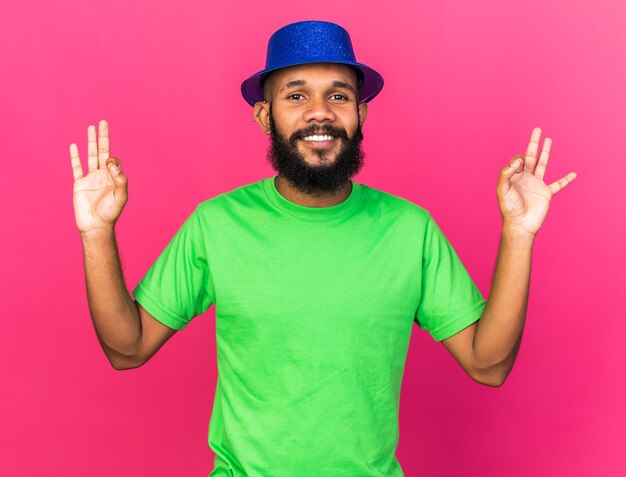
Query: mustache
[{"left": 289, "top": 125, "right": 349, "bottom": 144}]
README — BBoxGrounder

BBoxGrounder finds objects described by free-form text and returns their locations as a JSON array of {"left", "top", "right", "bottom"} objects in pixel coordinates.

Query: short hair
[{"left": 261, "top": 72, "right": 275, "bottom": 102}]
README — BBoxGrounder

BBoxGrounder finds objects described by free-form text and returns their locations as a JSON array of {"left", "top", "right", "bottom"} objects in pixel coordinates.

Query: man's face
[{"left": 254, "top": 63, "right": 368, "bottom": 195}]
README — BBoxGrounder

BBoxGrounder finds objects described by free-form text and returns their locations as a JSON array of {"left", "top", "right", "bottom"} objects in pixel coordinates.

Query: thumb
[
  {"left": 497, "top": 155, "right": 524, "bottom": 196},
  {"left": 106, "top": 156, "right": 128, "bottom": 206},
  {"left": 505, "top": 155, "right": 525, "bottom": 176},
  {"left": 106, "top": 156, "right": 125, "bottom": 182}
]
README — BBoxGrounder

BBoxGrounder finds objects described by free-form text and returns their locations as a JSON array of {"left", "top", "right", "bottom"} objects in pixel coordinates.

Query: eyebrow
[{"left": 280, "top": 79, "right": 356, "bottom": 94}]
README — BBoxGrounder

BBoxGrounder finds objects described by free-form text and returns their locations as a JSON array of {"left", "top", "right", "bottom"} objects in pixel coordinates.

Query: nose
[{"left": 302, "top": 96, "right": 336, "bottom": 123}]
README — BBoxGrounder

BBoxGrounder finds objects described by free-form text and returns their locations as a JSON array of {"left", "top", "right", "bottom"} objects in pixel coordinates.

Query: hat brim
[{"left": 241, "top": 61, "right": 384, "bottom": 107}]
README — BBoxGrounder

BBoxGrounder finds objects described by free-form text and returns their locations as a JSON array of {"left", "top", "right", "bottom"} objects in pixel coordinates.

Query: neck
[{"left": 274, "top": 175, "right": 352, "bottom": 207}]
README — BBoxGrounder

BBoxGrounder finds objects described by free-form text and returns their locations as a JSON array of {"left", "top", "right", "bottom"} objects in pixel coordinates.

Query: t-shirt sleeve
[
  {"left": 132, "top": 207, "right": 215, "bottom": 331},
  {"left": 414, "top": 213, "right": 486, "bottom": 342}
]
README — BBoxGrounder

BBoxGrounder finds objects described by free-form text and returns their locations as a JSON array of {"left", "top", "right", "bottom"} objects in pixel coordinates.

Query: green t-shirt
[{"left": 132, "top": 176, "right": 486, "bottom": 477}]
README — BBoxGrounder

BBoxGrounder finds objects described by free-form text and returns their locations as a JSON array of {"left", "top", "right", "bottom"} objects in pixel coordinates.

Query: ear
[
  {"left": 253, "top": 101, "right": 271, "bottom": 135},
  {"left": 358, "top": 102, "right": 368, "bottom": 128}
]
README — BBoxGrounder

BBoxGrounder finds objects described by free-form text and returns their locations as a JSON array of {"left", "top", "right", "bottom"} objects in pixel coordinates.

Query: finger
[
  {"left": 507, "top": 156, "right": 525, "bottom": 176},
  {"left": 497, "top": 156, "right": 524, "bottom": 195},
  {"left": 548, "top": 172, "right": 577, "bottom": 195},
  {"left": 69, "top": 143, "right": 83, "bottom": 181},
  {"left": 524, "top": 127, "right": 542, "bottom": 173},
  {"left": 106, "top": 156, "right": 128, "bottom": 203},
  {"left": 106, "top": 156, "right": 123, "bottom": 179},
  {"left": 535, "top": 137, "right": 551, "bottom": 180},
  {"left": 87, "top": 125, "right": 98, "bottom": 172},
  {"left": 98, "top": 119, "right": 110, "bottom": 169}
]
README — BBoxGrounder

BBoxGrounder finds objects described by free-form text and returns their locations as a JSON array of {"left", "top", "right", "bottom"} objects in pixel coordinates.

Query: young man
[{"left": 69, "top": 20, "right": 576, "bottom": 477}]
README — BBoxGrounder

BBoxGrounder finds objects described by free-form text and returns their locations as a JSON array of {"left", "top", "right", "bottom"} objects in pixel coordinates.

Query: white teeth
[{"left": 303, "top": 135, "right": 334, "bottom": 142}]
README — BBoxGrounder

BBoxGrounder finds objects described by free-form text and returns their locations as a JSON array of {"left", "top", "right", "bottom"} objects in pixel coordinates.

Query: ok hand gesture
[
  {"left": 70, "top": 119, "right": 128, "bottom": 236},
  {"left": 497, "top": 127, "right": 577, "bottom": 237}
]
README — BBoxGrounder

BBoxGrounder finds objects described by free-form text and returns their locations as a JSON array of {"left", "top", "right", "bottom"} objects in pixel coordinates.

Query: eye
[
  {"left": 288, "top": 93, "right": 304, "bottom": 101},
  {"left": 331, "top": 94, "right": 348, "bottom": 101}
]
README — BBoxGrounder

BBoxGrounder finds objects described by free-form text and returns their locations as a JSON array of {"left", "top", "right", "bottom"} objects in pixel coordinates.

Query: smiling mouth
[{"left": 302, "top": 134, "right": 336, "bottom": 142}]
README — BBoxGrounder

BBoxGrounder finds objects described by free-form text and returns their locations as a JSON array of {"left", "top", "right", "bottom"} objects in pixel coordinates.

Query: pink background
[{"left": 1, "top": 0, "right": 624, "bottom": 475}]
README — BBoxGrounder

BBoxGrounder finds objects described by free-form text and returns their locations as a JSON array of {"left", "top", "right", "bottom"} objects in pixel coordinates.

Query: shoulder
[
  {"left": 359, "top": 182, "right": 432, "bottom": 223},
  {"left": 195, "top": 177, "right": 267, "bottom": 216}
]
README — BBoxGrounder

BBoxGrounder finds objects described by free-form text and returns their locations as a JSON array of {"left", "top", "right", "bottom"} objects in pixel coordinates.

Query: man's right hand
[{"left": 70, "top": 119, "right": 128, "bottom": 236}]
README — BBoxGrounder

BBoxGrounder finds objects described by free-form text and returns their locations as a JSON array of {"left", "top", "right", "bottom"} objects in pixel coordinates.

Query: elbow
[
  {"left": 478, "top": 375, "right": 506, "bottom": 388},
  {"left": 111, "top": 361, "right": 143, "bottom": 371},
  {"left": 99, "top": 339, "right": 145, "bottom": 371},
  {"left": 470, "top": 352, "right": 515, "bottom": 387},
  {"left": 470, "top": 367, "right": 508, "bottom": 388},
  {"left": 107, "top": 351, "right": 145, "bottom": 371}
]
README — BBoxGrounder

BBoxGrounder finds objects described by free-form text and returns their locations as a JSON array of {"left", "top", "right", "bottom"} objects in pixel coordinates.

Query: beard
[{"left": 266, "top": 107, "right": 366, "bottom": 195}]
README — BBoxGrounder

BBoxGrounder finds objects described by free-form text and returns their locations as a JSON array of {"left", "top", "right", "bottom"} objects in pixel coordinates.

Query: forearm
[
  {"left": 81, "top": 227, "right": 142, "bottom": 366},
  {"left": 473, "top": 224, "right": 535, "bottom": 382}
]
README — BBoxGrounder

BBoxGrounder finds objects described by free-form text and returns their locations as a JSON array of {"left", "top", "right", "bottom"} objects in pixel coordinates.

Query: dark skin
[
  {"left": 250, "top": 63, "right": 578, "bottom": 386},
  {"left": 253, "top": 63, "right": 368, "bottom": 207},
  {"left": 70, "top": 66, "right": 576, "bottom": 385}
]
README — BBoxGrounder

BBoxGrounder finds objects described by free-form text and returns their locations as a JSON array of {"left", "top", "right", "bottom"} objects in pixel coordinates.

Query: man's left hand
[{"left": 497, "top": 127, "right": 577, "bottom": 237}]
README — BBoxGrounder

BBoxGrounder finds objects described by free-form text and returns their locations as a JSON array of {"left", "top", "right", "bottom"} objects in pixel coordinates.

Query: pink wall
[{"left": 1, "top": 0, "right": 624, "bottom": 475}]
